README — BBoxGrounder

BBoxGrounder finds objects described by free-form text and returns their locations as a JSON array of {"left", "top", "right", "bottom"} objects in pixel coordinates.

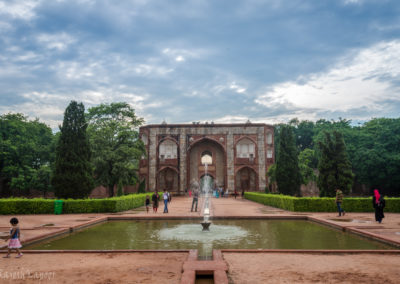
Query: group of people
[
  {"left": 144, "top": 188, "right": 201, "bottom": 213},
  {"left": 213, "top": 187, "right": 229, "bottom": 198},
  {"left": 145, "top": 189, "right": 172, "bottom": 214},
  {"left": 335, "top": 188, "right": 386, "bottom": 223}
]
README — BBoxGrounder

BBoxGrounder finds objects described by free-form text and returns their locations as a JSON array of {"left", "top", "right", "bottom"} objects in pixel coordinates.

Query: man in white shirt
[{"left": 163, "top": 189, "right": 169, "bottom": 213}]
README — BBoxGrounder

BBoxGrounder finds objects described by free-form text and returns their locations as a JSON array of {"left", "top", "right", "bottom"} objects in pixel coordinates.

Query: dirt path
[
  {"left": 0, "top": 252, "right": 187, "bottom": 284},
  {"left": 224, "top": 253, "right": 400, "bottom": 284}
]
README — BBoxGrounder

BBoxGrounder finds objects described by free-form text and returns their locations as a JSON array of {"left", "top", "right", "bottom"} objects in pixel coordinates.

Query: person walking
[
  {"left": 145, "top": 195, "right": 150, "bottom": 213},
  {"left": 191, "top": 190, "right": 199, "bottom": 212},
  {"left": 163, "top": 189, "right": 169, "bottom": 213},
  {"left": 373, "top": 189, "right": 385, "bottom": 223},
  {"left": 335, "top": 188, "right": 345, "bottom": 217},
  {"left": 152, "top": 191, "right": 159, "bottom": 213},
  {"left": 234, "top": 189, "right": 238, "bottom": 199},
  {"left": 3, "top": 217, "right": 23, "bottom": 258}
]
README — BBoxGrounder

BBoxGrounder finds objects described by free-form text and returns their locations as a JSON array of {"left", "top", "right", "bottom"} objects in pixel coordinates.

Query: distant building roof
[{"left": 140, "top": 123, "right": 273, "bottom": 129}]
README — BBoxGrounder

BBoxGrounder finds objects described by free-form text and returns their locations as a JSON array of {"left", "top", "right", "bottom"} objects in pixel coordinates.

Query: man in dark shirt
[{"left": 191, "top": 190, "right": 199, "bottom": 212}]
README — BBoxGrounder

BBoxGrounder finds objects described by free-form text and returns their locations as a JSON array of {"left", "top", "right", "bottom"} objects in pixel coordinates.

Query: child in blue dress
[{"left": 3, "top": 217, "right": 23, "bottom": 258}]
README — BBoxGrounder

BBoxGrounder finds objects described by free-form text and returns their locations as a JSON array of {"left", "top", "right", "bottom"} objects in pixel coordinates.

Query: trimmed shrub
[
  {"left": 385, "top": 198, "right": 400, "bottom": 213},
  {"left": 245, "top": 192, "right": 400, "bottom": 213},
  {"left": 0, "top": 193, "right": 149, "bottom": 214},
  {"left": 0, "top": 198, "right": 54, "bottom": 214},
  {"left": 62, "top": 199, "right": 118, "bottom": 213}
]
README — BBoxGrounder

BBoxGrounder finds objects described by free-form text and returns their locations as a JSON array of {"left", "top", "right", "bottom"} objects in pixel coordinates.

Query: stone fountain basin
[{"left": 24, "top": 219, "right": 395, "bottom": 259}]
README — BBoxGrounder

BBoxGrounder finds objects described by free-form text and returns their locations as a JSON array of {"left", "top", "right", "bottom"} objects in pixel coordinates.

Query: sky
[{"left": 1, "top": 0, "right": 400, "bottom": 129}]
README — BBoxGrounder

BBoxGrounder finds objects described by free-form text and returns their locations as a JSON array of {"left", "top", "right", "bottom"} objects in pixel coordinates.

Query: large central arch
[{"left": 187, "top": 138, "right": 226, "bottom": 190}]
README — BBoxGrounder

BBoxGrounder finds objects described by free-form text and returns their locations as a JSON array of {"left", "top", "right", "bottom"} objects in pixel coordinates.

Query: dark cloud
[{"left": 0, "top": 0, "right": 400, "bottom": 128}]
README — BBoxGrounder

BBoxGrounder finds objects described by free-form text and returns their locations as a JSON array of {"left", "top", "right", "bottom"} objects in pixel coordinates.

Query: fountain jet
[{"left": 201, "top": 163, "right": 211, "bottom": 231}]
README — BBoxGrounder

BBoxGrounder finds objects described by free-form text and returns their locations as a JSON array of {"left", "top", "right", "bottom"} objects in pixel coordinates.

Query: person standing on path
[
  {"left": 152, "top": 191, "right": 159, "bottom": 213},
  {"left": 191, "top": 190, "right": 199, "bottom": 212},
  {"left": 373, "top": 189, "right": 385, "bottom": 223},
  {"left": 145, "top": 195, "right": 150, "bottom": 213},
  {"left": 163, "top": 189, "right": 169, "bottom": 213},
  {"left": 335, "top": 188, "right": 345, "bottom": 217}
]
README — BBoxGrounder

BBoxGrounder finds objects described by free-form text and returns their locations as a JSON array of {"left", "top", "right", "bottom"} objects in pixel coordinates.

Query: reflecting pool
[{"left": 25, "top": 220, "right": 395, "bottom": 257}]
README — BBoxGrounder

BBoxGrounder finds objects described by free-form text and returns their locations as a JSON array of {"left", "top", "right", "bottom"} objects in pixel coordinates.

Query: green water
[{"left": 25, "top": 220, "right": 394, "bottom": 257}]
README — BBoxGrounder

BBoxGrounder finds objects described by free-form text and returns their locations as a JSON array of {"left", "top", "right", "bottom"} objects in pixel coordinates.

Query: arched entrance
[
  {"left": 235, "top": 166, "right": 258, "bottom": 193},
  {"left": 157, "top": 167, "right": 179, "bottom": 191},
  {"left": 188, "top": 138, "right": 226, "bottom": 190}
]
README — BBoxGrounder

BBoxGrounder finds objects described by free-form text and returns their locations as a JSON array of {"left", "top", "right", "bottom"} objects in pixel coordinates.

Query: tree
[
  {"left": 138, "top": 178, "right": 146, "bottom": 193},
  {"left": 87, "top": 102, "right": 145, "bottom": 197},
  {"left": 52, "top": 101, "right": 94, "bottom": 199},
  {"left": 349, "top": 118, "right": 400, "bottom": 195},
  {"left": 275, "top": 125, "right": 301, "bottom": 196},
  {"left": 317, "top": 131, "right": 354, "bottom": 197},
  {"left": 298, "top": 149, "right": 317, "bottom": 185},
  {"left": 0, "top": 113, "right": 54, "bottom": 196},
  {"left": 31, "top": 164, "right": 53, "bottom": 197},
  {"left": 266, "top": 164, "right": 276, "bottom": 193},
  {"left": 295, "top": 121, "right": 315, "bottom": 151}
]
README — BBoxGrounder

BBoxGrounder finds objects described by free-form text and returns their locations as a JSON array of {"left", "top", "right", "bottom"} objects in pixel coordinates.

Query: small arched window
[
  {"left": 266, "top": 132, "right": 273, "bottom": 144},
  {"left": 236, "top": 138, "right": 255, "bottom": 158},
  {"left": 159, "top": 140, "right": 177, "bottom": 159},
  {"left": 201, "top": 151, "right": 212, "bottom": 165}
]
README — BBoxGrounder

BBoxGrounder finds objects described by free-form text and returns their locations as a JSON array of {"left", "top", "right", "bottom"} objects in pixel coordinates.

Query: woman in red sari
[{"left": 372, "top": 189, "right": 385, "bottom": 223}]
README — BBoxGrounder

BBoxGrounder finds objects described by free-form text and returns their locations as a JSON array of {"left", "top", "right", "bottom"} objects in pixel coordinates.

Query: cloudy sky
[{"left": 1, "top": 0, "right": 400, "bottom": 129}]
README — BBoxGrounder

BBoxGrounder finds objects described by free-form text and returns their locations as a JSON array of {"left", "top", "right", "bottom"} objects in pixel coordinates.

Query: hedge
[
  {"left": 0, "top": 198, "right": 55, "bottom": 215},
  {"left": 0, "top": 193, "right": 153, "bottom": 214},
  {"left": 244, "top": 192, "right": 400, "bottom": 213}
]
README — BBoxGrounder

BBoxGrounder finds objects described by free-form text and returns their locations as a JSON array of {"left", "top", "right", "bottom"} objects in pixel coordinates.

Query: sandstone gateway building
[{"left": 139, "top": 123, "right": 275, "bottom": 194}]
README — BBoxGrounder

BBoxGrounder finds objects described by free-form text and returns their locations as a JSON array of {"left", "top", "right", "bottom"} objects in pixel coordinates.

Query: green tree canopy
[
  {"left": 87, "top": 102, "right": 145, "bottom": 197},
  {"left": 276, "top": 125, "right": 301, "bottom": 196},
  {"left": 289, "top": 118, "right": 315, "bottom": 151},
  {"left": 349, "top": 118, "right": 400, "bottom": 195},
  {"left": 298, "top": 148, "right": 317, "bottom": 185},
  {"left": 0, "top": 113, "right": 54, "bottom": 196},
  {"left": 317, "top": 131, "right": 354, "bottom": 197},
  {"left": 52, "top": 101, "right": 94, "bottom": 199}
]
